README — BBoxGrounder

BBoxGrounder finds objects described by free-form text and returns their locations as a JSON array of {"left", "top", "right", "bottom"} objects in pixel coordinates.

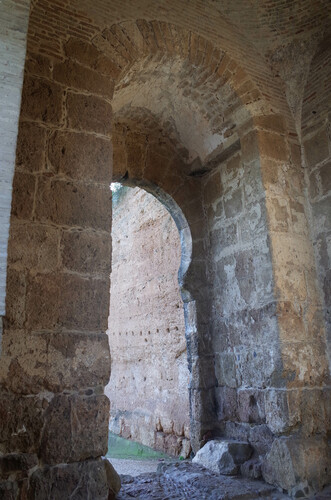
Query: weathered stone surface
[
  {"left": 0, "top": 453, "right": 38, "bottom": 479},
  {"left": 28, "top": 458, "right": 119, "bottom": 500},
  {"left": 53, "top": 59, "right": 114, "bottom": 98},
  {"left": 0, "top": 394, "right": 44, "bottom": 454},
  {"left": 60, "top": 274, "right": 110, "bottom": 330},
  {"left": 258, "top": 131, "right": 288, "bottom": 161},
  {"left": 40, "top": 393, "right": 109, "bottom": 464},
  {"left": 67, "top": 92, "right": 112, "bottom": 135},
  {"left": 34, "top": 177, "right": 112, "bottom": 231},
  {"left": 15, "top": 121, "right": 46, "bottom": 172},
  {"left": 262, "top": 436, "right": 331, "bottom": 495},
  {"left": 8, "top": 221, "right": 59, "bottom": 272},
  {"left": 61, "top": 229, "right": 111, "bottom": 275},
  {"left": 104, "top": 460, "right": 121, "bottom": 498},
  {"left": 0, "top": 479, "right": 21, "bottom": 500},
  {"left": 21, "top": 76, "right": 64, "bottom": 125},
  {"left": 24, "top": 272, "right": 60, "bottom": 330},
  {"left": 5, "top": 268, "right": 26, "bottom": 328},
  {"left": 25, "top": 53, "right": 53, "bottom": 78},
  {"left": 192, "top": 440, "right": 253, "bottom": 475},
  {"left": 240, "top": 458, "right": 262, "bottom": 479},
  {"left": 0, "top": 331, "right": 110, "bottom": 394},
  {"left": 304, "top": 129, "right": 329, "bottom": 168},
  {"left": 10, "top": 172, "right": 35, "bottom": 220},
  {"left": 48, "top": 131, "right": 112, "bottom": 182},
  {"left": 64, "top": 37, "right": 121, "bottom": 78},
  {"left": 24, "top": 271, "right": 110, "bottom": 331}
]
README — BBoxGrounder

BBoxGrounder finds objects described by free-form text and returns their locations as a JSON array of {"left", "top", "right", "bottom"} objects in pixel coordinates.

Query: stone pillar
[
  {"left": 0, "top": 43, "right": 120, "bottom": 498},
  {"left": 242, "top": 115, "right": 330, "bottom": 495}
]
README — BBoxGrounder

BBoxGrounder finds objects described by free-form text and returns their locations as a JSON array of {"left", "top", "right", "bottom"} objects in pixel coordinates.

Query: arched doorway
[{"left": 106, "top": 184, "right": 191, "bottom": 457}]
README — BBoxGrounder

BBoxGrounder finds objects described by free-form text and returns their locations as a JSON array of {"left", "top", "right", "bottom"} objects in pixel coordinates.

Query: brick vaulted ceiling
[{"left": 28, "top": 1, "right": 330, "bottom": 114}]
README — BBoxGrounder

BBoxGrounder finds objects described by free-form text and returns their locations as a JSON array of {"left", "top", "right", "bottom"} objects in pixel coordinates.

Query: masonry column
[
  {"left": 0, "top": 39, "right": 120, "bottom": 498},
  {"left": 242, "top": 116, "right": 330, "bottom": 496}
]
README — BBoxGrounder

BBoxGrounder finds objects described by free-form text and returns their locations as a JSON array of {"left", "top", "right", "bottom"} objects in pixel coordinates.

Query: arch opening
[{"left": 106, "top": 181, "right": 195, "bottom": 459}]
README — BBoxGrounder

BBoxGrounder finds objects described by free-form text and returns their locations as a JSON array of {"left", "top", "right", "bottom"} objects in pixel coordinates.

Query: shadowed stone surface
[
  {"left": 27, "top": 459, "right": 120, "bottom": 500},
  {"left": 116, "top": 462, "right": 289, "bottom": 499}
]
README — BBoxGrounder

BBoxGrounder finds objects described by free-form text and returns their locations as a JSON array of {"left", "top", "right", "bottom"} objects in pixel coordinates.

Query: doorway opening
[{"left": 106, "top": 183, "right": 191, "bottom": 459}]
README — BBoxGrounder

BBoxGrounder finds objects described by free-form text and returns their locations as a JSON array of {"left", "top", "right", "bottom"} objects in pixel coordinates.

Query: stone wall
[
  {"left": 302, "top": 36, "right": 331, "bottom": 372},
  {"left": 202, "top": 115, "right": 331, "bottom": 494},
  {"left": 0, "top": 30, "right": 116, "bottom": 497},
  {"left": 106, "top": 186, "right": 191, "bottom": 457}
]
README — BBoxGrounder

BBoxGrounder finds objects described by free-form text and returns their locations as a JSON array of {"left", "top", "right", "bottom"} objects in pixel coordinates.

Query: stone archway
[
  {"left": 106, "top": 183, "right": 192, "bottom": 457},
  {"left": 0, "top": 5, "right": 330, "bottom": 497}
]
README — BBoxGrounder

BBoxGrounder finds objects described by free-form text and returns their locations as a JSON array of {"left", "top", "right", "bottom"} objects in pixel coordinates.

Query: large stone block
[
  {"left": 15, "top": 121, "right": 46, "bottom": 172},
  {"left": 0, "top": 394, "right": 44, "bottom": 454},
  {"left": 8, "top": 221, "right": 59, "bottom": 272},
  {"left": 59, "top": 274, "right": 110, "bottom": 330},
  {"left": 48, "top": 131, "right": 112, "bottom": 182},
  {"left": 214, "top": 352, "right": 237, "bottom": 388},
  {"left": 258, "top": 131, "right": 288, "bottom": 162},
  {"left": 0, "top": 330, "right": 110, "bottom": 394},
  {"left": 237, "top": 389, "right": 266, "bottom": 424},
  {"left": 241, "top": 130, "right": 259, "bottom": 163},
  {"left": 5, "top": 268, "right": 26, "bottom": 328},
  {"left": 223, "top": 188, "right": 243, "bottom": 218},
  {"left": 215, "top": 386, "right": 238, "bottom": 421},
  {"left": 34, "top": 177, "right": 112, "bottom": 231},
  {"left": 25, "top": 53, "right": 53, "bottom": 79},
  {"left": 25, "top": 273, "right": 60, "bottom": 330},
  {"left": 61, "top": 229, "right": 111, "bottom": 275},
  {"left": 67, "top": 92, "right": 112, "bottom": 136},
  {"left": 281, "top": 340, "right": 328, "bottom": 387},
  {"left": 53, "top": 59, "right": 114, "bottom": 99},
  {"left": 28, "top": 458, "right": 120, "bottom": 500},
  {"left": 234, "top": 345, "right": 283, "bottom": 388},
  {"left": 40, "top": 394, "right": 109, "bottom": 464},
  {"left": 253, "top": 115, "right": 285, "bottom": 134},
  {"left": 277, "top": 301, "right": 306, "bottom": 342},
  {"left": 11, "top": 172, "right": 35, "bottom": 220},
  {"left": 192, "top": 439, "right": 252, "bottom": 475},
  {"left": 210, "top": 223, "right": 237, "bottom": 251},
  {"left": 21, "top": 76, "right": 64, "bottom": 125},
  {"left": 64, "top": 37, "right": 121, "bottom": 78},
  {"left": 262, "top": 435, "right": 331, "bottom": 495}
]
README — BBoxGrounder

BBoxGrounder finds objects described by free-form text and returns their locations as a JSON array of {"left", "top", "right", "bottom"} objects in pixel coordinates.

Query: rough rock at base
[
  {"left": 262, "top": 436, "right": 331, "bottom": 496},
  {"left": 192, "top": 439, "right": 253, "bottom": 475},
  {"left": 27, "top": 458, "right": 121, "bottom": 500}
]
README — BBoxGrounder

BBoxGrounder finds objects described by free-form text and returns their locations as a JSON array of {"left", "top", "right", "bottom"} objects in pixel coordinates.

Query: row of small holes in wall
[{"left": 110, "top": 327, "right": 180, "bottom": 336}]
